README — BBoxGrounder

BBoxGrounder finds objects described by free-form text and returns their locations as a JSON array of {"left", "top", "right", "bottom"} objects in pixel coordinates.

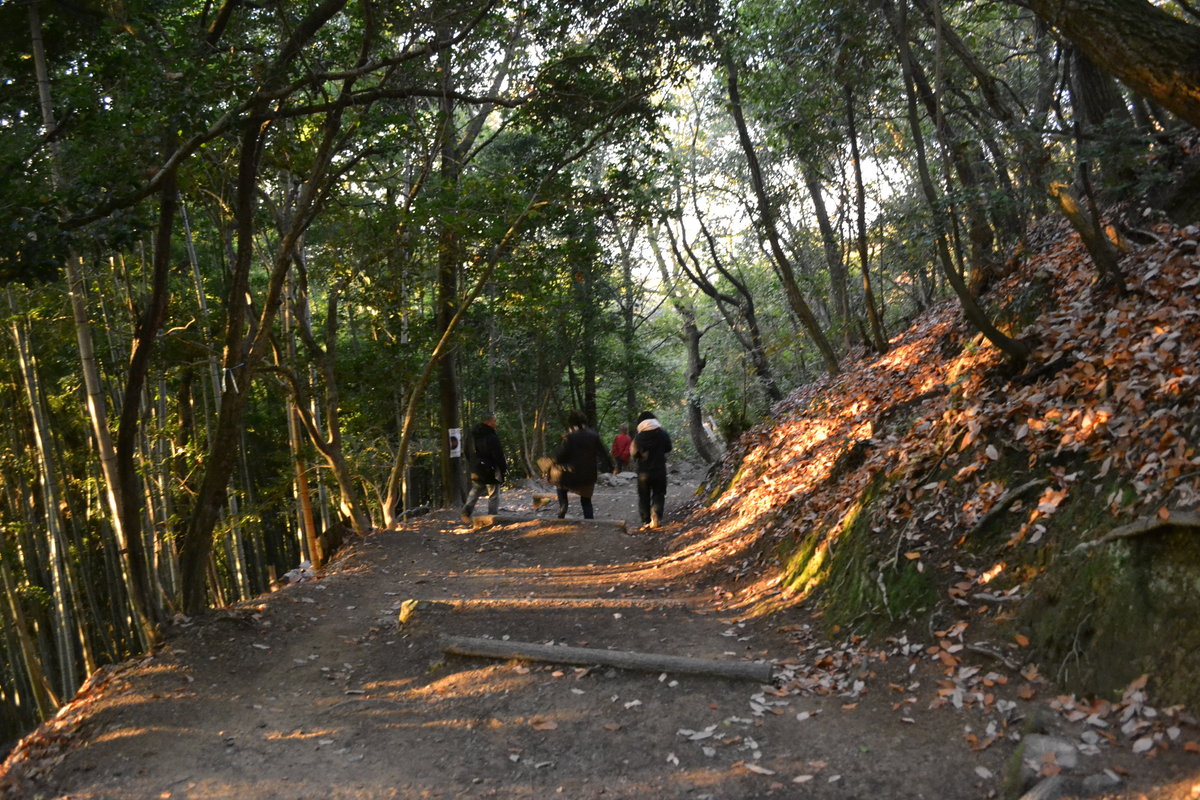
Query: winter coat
[
  {"left": 611, "top": 432, "right": 632, "bottom": 465},
  {"left": 631, "top": 419, "right": 672, "bottom": 476},
  {"left": 554, "top": 426, "right": 613, "bottom": 494},
  {"left": 469, "top": 422, "right": 506, "bottom": 484}
]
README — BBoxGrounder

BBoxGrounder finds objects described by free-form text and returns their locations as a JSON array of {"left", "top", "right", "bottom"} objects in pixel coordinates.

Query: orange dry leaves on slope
[{"left": 705, "top": 219, "right": 1200, "bottom": 577}]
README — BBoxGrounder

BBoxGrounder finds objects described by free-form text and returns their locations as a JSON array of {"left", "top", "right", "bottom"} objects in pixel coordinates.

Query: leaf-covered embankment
[{"left": 686, "top": 215, "right": 1200, "bottom": 707}]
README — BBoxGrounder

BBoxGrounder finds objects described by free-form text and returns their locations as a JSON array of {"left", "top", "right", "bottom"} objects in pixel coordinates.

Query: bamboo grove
[{"left": 1, "top": 0, "right": 1195, "bottom": 745}]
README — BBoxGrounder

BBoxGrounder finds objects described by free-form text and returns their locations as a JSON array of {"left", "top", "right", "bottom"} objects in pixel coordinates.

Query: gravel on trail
[{"left": 2, "top": 476, "right": 1196, "bottom": 799}]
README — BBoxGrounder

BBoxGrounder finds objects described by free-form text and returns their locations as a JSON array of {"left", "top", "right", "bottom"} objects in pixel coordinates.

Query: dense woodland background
[{"left": 1, "top": 0, "right": 1198, "bottom": 748}]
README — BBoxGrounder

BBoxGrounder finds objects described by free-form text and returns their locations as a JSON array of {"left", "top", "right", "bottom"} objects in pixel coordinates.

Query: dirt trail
[{"left": 3, "top": 479, "right": 1197, "bottom": 799}]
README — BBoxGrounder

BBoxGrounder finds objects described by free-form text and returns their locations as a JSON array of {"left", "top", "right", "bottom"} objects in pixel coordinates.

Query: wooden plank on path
[
  {"left": 471, "top": 515, "right": 628, "bottom": 532},
  {"left": 544, "top": 517, "right": 628, "bottom": 532},
  {"left": 471, "top": 514, "right": 539, "bottom": 527},
  {"left": 427, "top": 596, "right": 689, "bottom": 610},
  {"left": 441, "top": 634, "right": 774, "bottom": 683}
]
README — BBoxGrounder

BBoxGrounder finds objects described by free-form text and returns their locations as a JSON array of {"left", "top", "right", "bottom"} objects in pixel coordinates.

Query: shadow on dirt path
[{"left": 3, "top": 478, "right": 1197, "bottom": 799}]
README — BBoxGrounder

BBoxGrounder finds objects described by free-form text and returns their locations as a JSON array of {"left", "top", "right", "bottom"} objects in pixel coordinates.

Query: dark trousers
[
  {"left": 556, "top": 488, "right": 594, "bottom": 519},
  {"left": 463, "top": 481, "right": 499, "bottom": 516},
  {"left": 637, "top": 471, "right": 667, "bottom": 525}
]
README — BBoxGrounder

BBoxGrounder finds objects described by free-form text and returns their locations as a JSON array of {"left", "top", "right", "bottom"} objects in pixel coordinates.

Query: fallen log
[
  {"left": 471, "top": 514, "right": 628, "bottom": 532},
  {"left": 428, "top": 596, "right": 689, "bottom": 610},
  {"left": 470, "top": 514, "right": 539, "bottom": 528},
  {"left": 441, "top": 634, "right": 774, "bottom": 683},
  {"left": 546, "top": 517, "right": 628, "bottom": 532}
]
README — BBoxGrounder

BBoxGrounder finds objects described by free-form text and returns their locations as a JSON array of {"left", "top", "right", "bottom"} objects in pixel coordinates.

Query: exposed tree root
[{"left": 1070, "top": 510, "right": 1200, "bottom": 555}]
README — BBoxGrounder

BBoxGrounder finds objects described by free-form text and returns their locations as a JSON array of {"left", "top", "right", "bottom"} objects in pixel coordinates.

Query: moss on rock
[
  {"left": 776, "top": 475, "right": 938, "bottom": 633},
  {"left": 1023, "top": 525, "right": 1200, "bottom": 707}
]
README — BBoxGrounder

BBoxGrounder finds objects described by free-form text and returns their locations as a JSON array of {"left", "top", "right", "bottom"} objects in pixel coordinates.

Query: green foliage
[{"left": 0, "top": 0, "right": 1193, "bottom": 746}]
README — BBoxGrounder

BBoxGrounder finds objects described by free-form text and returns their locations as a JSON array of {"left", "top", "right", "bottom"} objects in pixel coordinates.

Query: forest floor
[{"left": 2, "top": 473, "right": 1198, "bottom": 800}]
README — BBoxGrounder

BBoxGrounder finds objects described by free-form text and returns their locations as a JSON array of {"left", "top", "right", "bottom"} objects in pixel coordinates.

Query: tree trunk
[
  {"left": 884, "top": 0, "right": 1031, "bottom": 367},
  {"left": 1, "top": 561, "right": 60, "bottom": 718},
  {"left": 896, "top": 0, "right": 1001, "bottom": 290},
  {"left": 114, "top": 166, "right": 177, "bottom": 635},
  {"left": 1067, "top": 45, "right": 1139, "bottom": 197},
  {"left": 12, "top": 314, "right": 80, "bottom": 698},
  {"left": 442, "top": 635, "right": 774, "bottom": 683},
  {"left": 1049, "top": 181, "right": 1126, "bottom": 291},
  {"left": 178, "top": 116, "right": 267, "bottom": 613},
  {"left": 179, "top": 18, "right": 356, "bottom": 609},
  {"left": 649, "top": 232, "right": 719, "bottom": 464},
  {"left": 28, "top": 0, "right": 156, "bottom": 648},
  {"left": 612, "top": 225, "right": 643, "bottom": 427},
  {"left": 691, "top": 215, "right": 785, "bottom": 403},
  {"left": 575, "top": 247, "right": 600, "bottom": 426},
  {"left": 1013, "top": 0, "right": 1200, "bottom": 130},
  {"left": 722, "top": 46, "right": 840, "bottom": 376},
  {"left": 664, "top": 218, "right": 783, "bottom": 404},
  {"left": 911, "top": 0, "right": 1017, "bottom": 123},
  {"left": 802, "top": 164, "right": 850, "bottom": 348},
  {"left": 844, "top": 84, "right": 888, "bottom": 353},
  {"left": 281, "top": 282, "right": 323, "bottom": 567},
  {"left": 286, "top": 274, "right": 374, "bottom": 539}
]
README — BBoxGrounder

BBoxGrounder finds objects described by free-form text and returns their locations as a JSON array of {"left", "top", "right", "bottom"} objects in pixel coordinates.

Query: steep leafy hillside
[{"left": 688, "top": 215, "right": 1200, "bottom": 709}]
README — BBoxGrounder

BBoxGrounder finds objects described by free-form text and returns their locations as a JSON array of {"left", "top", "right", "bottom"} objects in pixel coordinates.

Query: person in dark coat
[
  {"left": 552, "top": 410, "right": 613, "bottom": 519},
  {"left": 461, "top": 413, "right": 506, "bottom": 522},
  {"left": 630, "top": 410, "right": 672, "bottom": 528}
]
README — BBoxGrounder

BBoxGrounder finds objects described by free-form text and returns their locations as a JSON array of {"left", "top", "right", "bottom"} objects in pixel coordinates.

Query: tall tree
[
  {"left": 844, "top": 84, "right": 888, "bottom": 353},
  {"left": 649, "top": 230, "right": 720, "bottom": 464},
  {"left": 27, "top": 1, "right": 156, "bottom": 646},
  {"left": 720, "top": 43, "right": 841, "bottom": 376},
  {"left": 881, "top": 0, "right": 1031, "bottom": 366}
]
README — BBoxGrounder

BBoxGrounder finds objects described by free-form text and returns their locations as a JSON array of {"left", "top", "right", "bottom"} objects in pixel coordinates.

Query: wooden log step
[
  {"left": 471, "top": 514, "right": 627, "bottom": 532},
  {"left": 470, "top": 514, "right": 539, "bottom": 527},
  {"left": 441, "top": 634, "right": 774, "bottom": 683},
  {"left": 421, "top": 596, "right": 690, "bottom": 610}
]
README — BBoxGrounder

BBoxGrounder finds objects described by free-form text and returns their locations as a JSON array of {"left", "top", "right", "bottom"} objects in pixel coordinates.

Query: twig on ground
[
  {"left": 966, "top": 643, "right": 1021, "bottom": 671},
  {"left": 1124, "top": 470, "right": 1200, "bottom": 507},
  {"left": 966, "top": 479, "right": 1048, "bottom": 539},
  {"left": 972, "top": 592, "right": 1023, "bottom": 604}
]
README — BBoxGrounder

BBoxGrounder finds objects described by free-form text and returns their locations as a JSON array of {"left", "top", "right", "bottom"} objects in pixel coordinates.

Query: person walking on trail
[
  {"left": 630, "top": 411, "right": 672, "bottom": 529},
  {"left": 552, "top": 410, "right": 613, "bottom": 520},
  {"left": 461, "top": 413, "right": 506, "bottom": 522},
  {"left": 611, "top": 423, "right": 632, "bottom": 473}
]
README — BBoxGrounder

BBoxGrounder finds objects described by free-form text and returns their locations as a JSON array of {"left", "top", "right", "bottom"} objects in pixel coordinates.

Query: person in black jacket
[
  {"left": 630, "top": 410, "right": 672, "bottom": 529},
  {"left": 552, "top": 410, "right": 613, "bottom": 519},
  {"left": 461, "top": 413, "right": 506, "bottom": 522}
]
